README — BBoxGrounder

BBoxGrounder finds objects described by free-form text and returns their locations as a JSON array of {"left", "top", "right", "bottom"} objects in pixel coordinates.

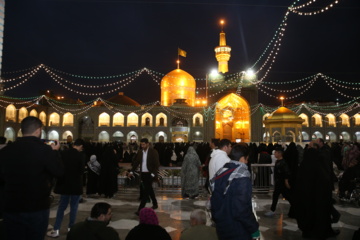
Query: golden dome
[
  {"left": 160, "top": 69, "right": 196, "bottom": 106},
  {"left": 270, "top": 107, "right": 299, "bottom": 120}
]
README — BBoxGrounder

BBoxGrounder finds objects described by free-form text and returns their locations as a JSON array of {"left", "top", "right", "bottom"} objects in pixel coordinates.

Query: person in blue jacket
[{"left": 210, "top": 143, "right": 260, "bottom": 240}]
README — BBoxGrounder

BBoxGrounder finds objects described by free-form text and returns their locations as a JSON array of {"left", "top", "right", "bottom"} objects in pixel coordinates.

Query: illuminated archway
[
  {"left": 127, "top": 131, "right": 138, "bottom": 143},
  {"left": 62, "top": 131, "right": 73, "bottom": 141},
  {"left": 18, "top": 107, "right": 28, "bottom": 123},
  {"left": 301, "top": 131, "right": 310, "bottom": 141},
  {"left": 4, "top": 127, "right": 15, "bottom": 142},
  {"left": 98, "top": 112, "right": 110, "bottom": 126},
  {"left": 141, "top": 113, "right": 153, "bottom": 127},
  {"left": 215, "top": 93, "right": 250, "bottom": 142},
  {"left": 312, "top": 114, "right": 322, "bottom": 127},
  {"left": 155, "top": 131, "right": 167, "bottom": 142},
  {"left": 193, "top": 113, "right": 203, "bottom": 127},
  {"left": 98, "top": 131, "right": 110, "bottom": 142},
  {"left": 156, "top": 112, "right": 167, "bottom": 127},
  {"left": 340, "top": 131, "right": 350, "bottom": 141},
  {"left": 326, "top": 131, "right": 337, "bottom": 142},
  {"left": 48, "top": 130, "right": 59, "bottom": 140},
  {"left": 63, "top": 112, "right": 74, "bottom": 126},
  {"left": 5, "top": 104, "right": 16, "bottom": 122},
  {"left": 355, "top": 132, "right": 360, "bottom": 142},
  {"left": 299, "top": 113, "right": 309, "bottom": 127},
  {"left": 325, "top": 114, "right": 336, "bottom": 127},
  {"left": 49, "top": 113, "right": 60, "bottom": 126},
  {"left": 113, "top": 113, "right": 124, "bottom": 127},
  {"left": 39, "top": 111, "right": 46, "bottom": 126},
  {"left": 29, "top": 109, "right": 38, "bottom": 117},
  {"left": 339, "top": 113, "right": 350, "bottom": 127},
  {"left": 353, "top": 114, "right": 360, "bottom": 126},
  {"left": 127, "top": 112, "right": 138, "bottom": 127},
  {"left": 312, "top": 131, "right": 323, "bottom": 140}
]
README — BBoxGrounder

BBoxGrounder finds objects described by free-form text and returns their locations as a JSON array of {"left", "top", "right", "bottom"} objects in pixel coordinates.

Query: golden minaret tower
[{"left": 214, "top": 20, "right": 231, "bottom": 73}]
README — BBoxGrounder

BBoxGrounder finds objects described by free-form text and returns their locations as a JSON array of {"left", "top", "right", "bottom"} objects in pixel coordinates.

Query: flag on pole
[{"left": 178, "top": 48, "right": 187, "bottom": 57}]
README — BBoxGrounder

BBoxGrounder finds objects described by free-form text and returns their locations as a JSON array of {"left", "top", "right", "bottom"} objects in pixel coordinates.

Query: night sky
[{"left": 1, "top": 0, "right": 359, "bottom": 105}]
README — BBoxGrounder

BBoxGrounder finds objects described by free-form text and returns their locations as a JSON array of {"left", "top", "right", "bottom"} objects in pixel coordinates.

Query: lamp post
[{"left": 280, "top": 96, "right": 285, "bottom": 107}]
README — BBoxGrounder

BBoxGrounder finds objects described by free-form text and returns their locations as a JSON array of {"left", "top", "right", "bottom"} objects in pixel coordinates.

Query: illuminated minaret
[{"left": 214, "top": 20, "right": 231, "bottom": 73}]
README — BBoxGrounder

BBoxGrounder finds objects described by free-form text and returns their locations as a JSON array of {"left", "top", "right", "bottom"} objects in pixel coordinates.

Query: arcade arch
[
  {"left": 312, "top": 114, "right": 322, "bottom": 127},
  {"left": 5, "top": 104, "right": 16, "bottom": 122},
  {"left": 39, "top": 112, "right": 46, "bottom": 126},
  {"left": 48, "top": 130, "right": 59, "bottom": 140},
  {"left": 155, "top": 131, "right": 167, "bottom": 142},
  {"left": 29, "top": 109, "right": 38, "bottom": 117},
  {"left": 49, "top": 113, "right": 60, "bottom": 126},
  {"left": 299, "top": 113, "right": 309, "bottom": 127},
  {"left": 99, "top": 112, "right": 110, "bottom": 126},
  {"left": 312, "top": 131, "right": 323, "bottom": 140},
  {"left": 18, "top": 107, "right": 28, "bottom": 123},
  {"left": 326, "top": 131, "right": 337, "bottom": 142},
  {"left": 155, "top": 113, "right": 167, "bottom": 127},
  {"left": 340, "top": 114, "right": 350, "bottom": 127},
  {"left": 62, "top": 131, "right": 73, "bottom": 141},
  {"left": 4, "top": 127, "right": 15, "bottom": 142},
  {"left": 63, "top": 112, "right": 74, "bottom": 126},
  {"left": 127, "top": 113, "right": 138, "bottom": 127},
  {"left": 141, "top": 113, "right": 153, "bottom": 127},
  {"left": 98, "top": 131, "right": 110, "bottom": 142},
  {"left": 325, "top": 114, "right": 336, "bottom": 127},
  {"left": 192, "top": 113, "right": 203, "bottom": 127},
  {"left": 113, "top": 113, "right": 124, "bottom": 127}
]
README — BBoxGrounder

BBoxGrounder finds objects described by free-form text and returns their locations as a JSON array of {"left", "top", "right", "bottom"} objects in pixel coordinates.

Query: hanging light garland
[
  {"left": 289, "top": 0, "right": 340, "bottom": 16},
  {"left": 2, "top": 68, "right": 42, "bottom": 91},
  {"left": 44, "top": 67, "right": 145, "bottom": 88},
  {"left": 44, "top": 64, "right": 143, "bottom": 79},
  {"left": 258, "top": 75, "right": 318, "bottom": 93},
  {"left": 43, "top": 96, "right": 94, "bottom": 113},
  {"left": 46, "top": 69, "right": 144, "bottom": 96}
]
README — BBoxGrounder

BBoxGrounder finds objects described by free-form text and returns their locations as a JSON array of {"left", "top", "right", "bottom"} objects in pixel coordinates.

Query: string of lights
[
  {"left": 323, "top": 78, "right": 358, "bottom": 99},
  {"left": 46, "top": 70, "right": 143, "bottom": 96},
  {"left": 44, "top": 65, "right": 143, "bottom": 79},
  {"left": 44, "top": 67, "right": 144, "bottom": 88},
  {"left": 1, "top": 65, "right": 41, "bottom": 75},
  {"left": 258, "top": 75, "right": 318, "bottom": 93},
  {"left": 46, "top": 68, "right": 143, "bottom": 92},
  {"left": 260, "top": 74, "right": 319, "bottom": 84},
  {"left": 289, "top": 0, "right": 340, "bottom": 16},
  {"left": 0, "top": 95, "right": 43, "bottom": 106},
  {"left": 1, "top": 67, "right": 41, "bottom": 83},
  {"left": 44, "top": 96, "right": 94, "bottom": 113}
]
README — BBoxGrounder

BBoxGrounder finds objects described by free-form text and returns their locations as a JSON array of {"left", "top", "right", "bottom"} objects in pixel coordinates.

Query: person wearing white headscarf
[{"left": 86, "top": 155, "right": 101, "bottom": 197}]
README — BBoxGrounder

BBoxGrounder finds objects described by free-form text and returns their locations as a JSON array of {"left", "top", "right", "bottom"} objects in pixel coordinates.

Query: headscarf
[
  {"left": 87, "top": 155, "right": 101, "bottom": 175},
  {"left": 139, "top": 207, "right": 159, "bottom": 225}
]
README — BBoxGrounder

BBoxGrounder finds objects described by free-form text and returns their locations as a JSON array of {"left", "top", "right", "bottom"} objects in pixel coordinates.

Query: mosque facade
[{"left": 0, "top": 26, "right": 359, "bottom": 144}]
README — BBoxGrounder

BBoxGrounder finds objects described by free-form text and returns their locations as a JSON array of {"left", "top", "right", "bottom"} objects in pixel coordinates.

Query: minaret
[{"left": 214, "top": 20, "right": 231, "bottom": 73}]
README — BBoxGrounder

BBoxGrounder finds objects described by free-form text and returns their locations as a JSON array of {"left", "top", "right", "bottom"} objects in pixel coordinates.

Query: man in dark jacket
[
  {"left": 67, "top": 202, "right": 120, "bottom": 240},
  {"left": 265, "top": 147, "right": 293, "bottom": 217},
  {"left": 47, "top": 138, "right": 86, "bottom": 238},
  {"left": 0, "top": 116, "right": 63, "bottom": 240},
  {"left": 210, "top": 143, "right": 259, "bottom": 240},
  {"left": 129, "top": 138, "right": 160, "bottom": 214}
]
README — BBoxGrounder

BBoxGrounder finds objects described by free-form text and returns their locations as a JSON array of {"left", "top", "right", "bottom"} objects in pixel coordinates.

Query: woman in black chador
[
  {"left": 296, "top": 143, "right": 340, "bottom": 239},
  {"left": 99, "top": 145, "right": 119, "bottom": 198}
]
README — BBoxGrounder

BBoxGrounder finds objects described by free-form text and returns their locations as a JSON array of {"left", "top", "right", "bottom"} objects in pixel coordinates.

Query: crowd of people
[{"left": 0, "top": 116, "right": 360, "bottom": 239}]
